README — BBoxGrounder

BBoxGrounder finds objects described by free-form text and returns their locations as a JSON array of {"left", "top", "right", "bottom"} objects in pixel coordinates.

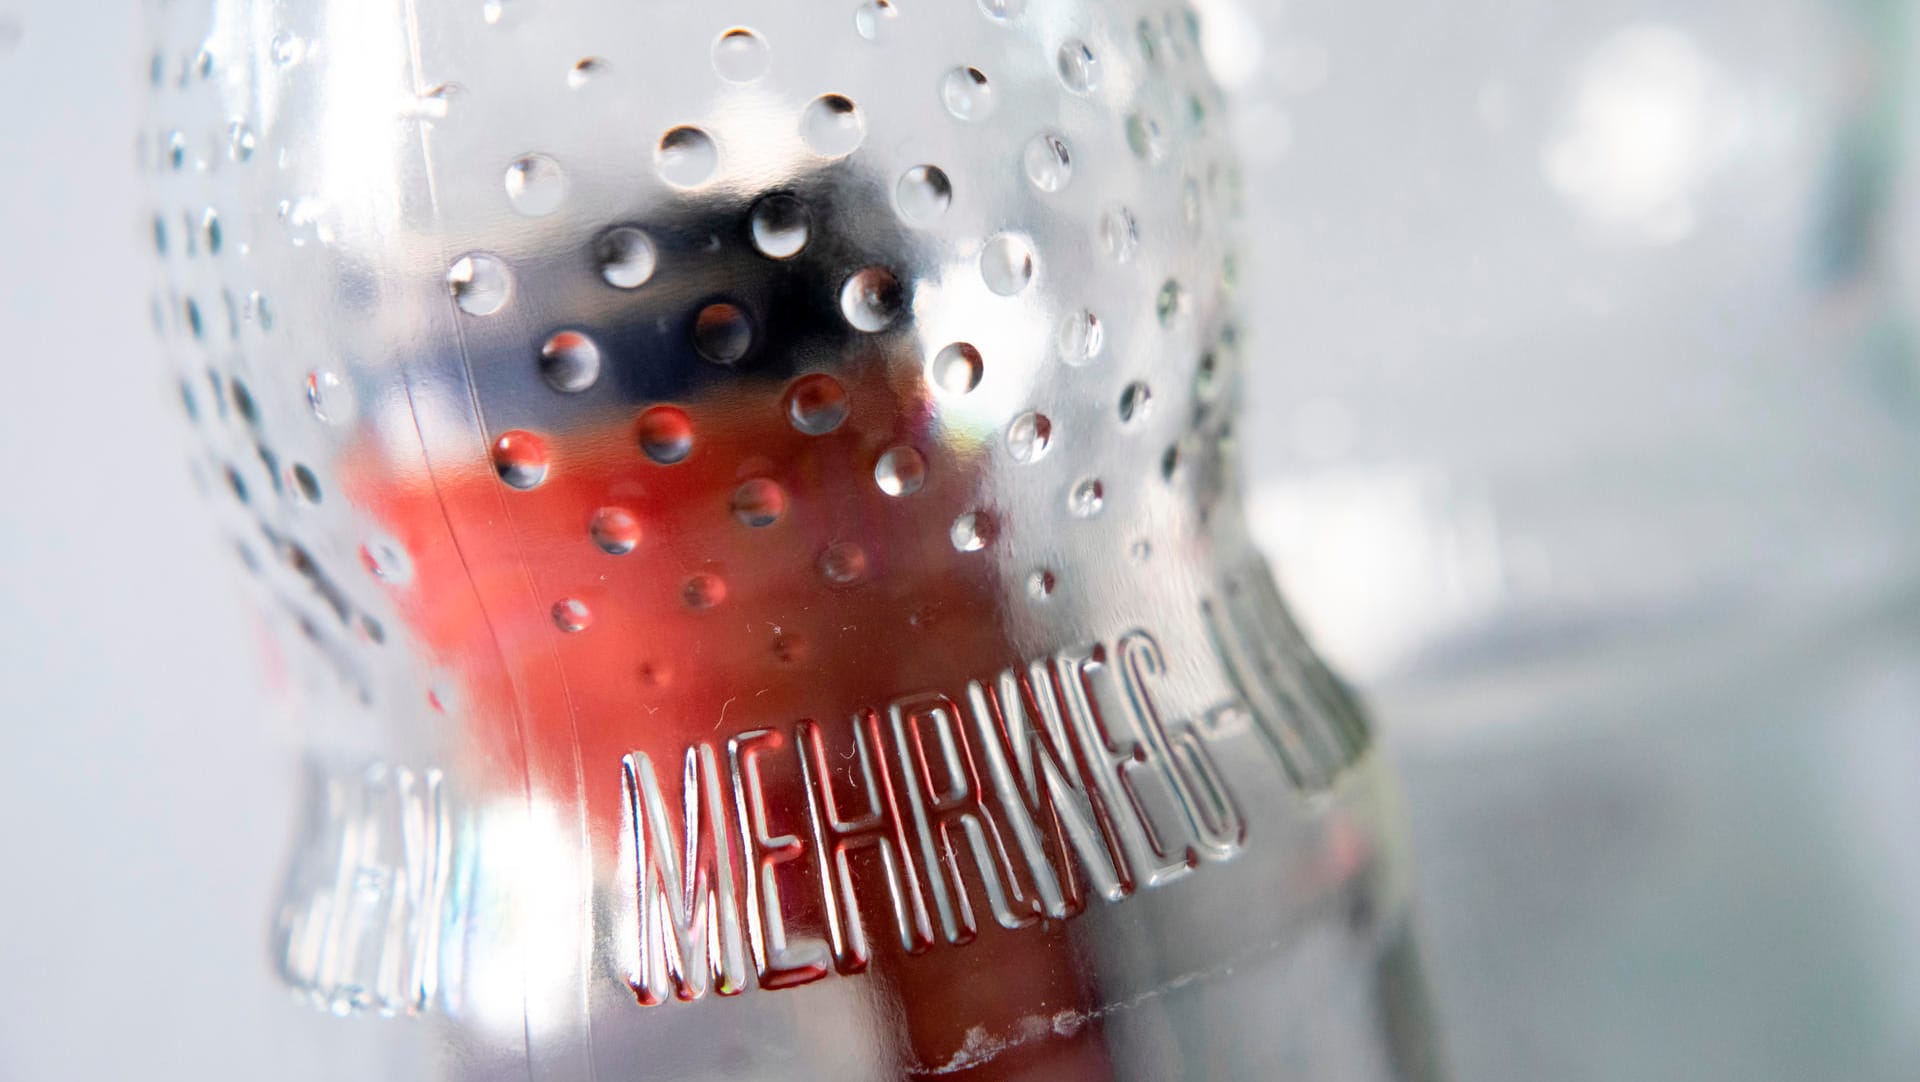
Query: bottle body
[{"left": 142, "top": 0, "right": 1441, "bottom": 1076}]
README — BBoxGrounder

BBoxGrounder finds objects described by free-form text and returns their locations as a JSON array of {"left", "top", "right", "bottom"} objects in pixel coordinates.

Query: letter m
[{"left": 621, "top": 746, "right": 748, "bottom": 1004}]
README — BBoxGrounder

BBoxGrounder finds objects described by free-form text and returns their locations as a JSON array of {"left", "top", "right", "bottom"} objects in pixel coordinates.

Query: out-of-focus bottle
[{"left": 140, "top": 0, "right": 1443, "bottom": 1077}]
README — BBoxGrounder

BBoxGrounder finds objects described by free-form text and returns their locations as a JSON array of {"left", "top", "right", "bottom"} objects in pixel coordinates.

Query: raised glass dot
[
  {"left": 227, "top": 122, "right": 256, "bottom": 163},
  {"left": 712, "top": 28, "right": 769, "bottom": 82},
  {"left": 979, "top": 0, "right": 1026, "bottom": 20},
  {"left": 306, "top": 370, "right": 352, "bottom": 425},
  {"left": 1068, "top": 478, "right": 1105, "bottom": 518},
  {"left": 596, "top": 227, "right": 657, "bottom": 289},
  {"left": 657, "top": 126, "right": 718, "bottom": 187},
  {"left": 152, "top": 215, "right": 168, "bottom": 256},
  {"left": 539, "top": 330, "right": 601, "bottom": 393},
  {"left": 1156, "top": 280, "right": 1185, "bottom": 325},
  {"left": 360, "top": 538, "right": 413, "bottom": 584},
  {"left": 447, "top": 253, "right": 510, "bottom": 316},
  {"left": 1026, "top": 570, "right": 1057, "bottom": 600},
  {"left": 930, "top": 343, "right": 983, "bottom": 395},
  {"left": 492, "top": 430, "right": 549, "bottom": 489},
  {"left": 1007, "top": 411, "right": 1052, "bottom": 462},
  {"left": 854, "top": 0, "right": 899, "bottom": 41},
  {"left": 1023, "top": 134, "right": 1073, "bottom": 192},
  {"left": 749, "top": 193, "right": 810, "bottom": 259},
  {"left": 638, "top": 406, "right": 694, "bottom": 464},
  {"left": 1119, "top": 381, "right": 1152, "bottom": 424},
  {"left": 504, "top": 154, "right": 566, "bottom": 216},
  {"left": 567, "top": 57, "right": 604, "bottom": 88},
  {"left": 290, "top": 464, "right": 322, "bottom": 503},
  {"left": 820, "top": 542, "right": 869, "bottom": 585},
  {"left": 896, "top": 165, "right": 952, "bottom": 224},
  {"left": 980, "top": 234, "right": 1034, "bottom": 295},
  {"left": 1057, "top": 40, "right": 1099, "bottom": 93},
  {"left": 552, "top": 598, "right": 593, "bottom": 633},
  {"left": 840, "top": 267, "right": 903, "bottom": 332},
  {"left": 1127, "top": 111, "right": 1167, "bottom": 162},
  {"left": 682, "top": 573, "right": 726, "bottom": 610},
  {"left": 874, "top": 446, "right": 926, "bottom": 496},
  {"left": 786, "top": 374, "right": 849, "bottom": 435},
  {"left": 950, "top": 511, "right": 993, "bottom": 552},
  {"left": 590, "top": 507, "right": 642, "bottom": 554},
  {"left": 166, "top": 130, "right": 187, "bottom": 171},
  {"left": 1056, "top": 310, "right": 1104, "bottom": 365},
  {"left": 1100, "top": 207, "right": 1139, "bottom": 262},
  {"left": 731, "top": 478, "right": 788, "bottom": 527},
  {"left": 801, "top": 94, "right": 865, "bottom": 157},
  {"left": 269, "top": 32, "right": 302, "bottom": 66},
  {"left": 1131, "top": 539, "right": 1152, "bottom": 562},
  {"left": 693, "top": 302, "right": 754, "bottom": 364},
  {"left": 202, "top": 209, "right": 222, "bottom": 255},
  {"left": 941, "top": 67, "right": 995, "bottom": 121}
]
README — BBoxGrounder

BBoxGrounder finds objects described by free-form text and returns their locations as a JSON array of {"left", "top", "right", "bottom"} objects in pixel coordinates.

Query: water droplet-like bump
[
  {"left": 712, "top": 28, "right": 769, "bottom": 82},
  {"left": 1056, "top": 310, "right": 1104, "bottom": 365},
  {"left": 638, "top": 406, "right": 694, "bottom": 464},
  {"left": 657, "top": 126, "right": 718, "bottom": 187},
  {"left": 979, "top": 0, "right": 1026, "bottom": 20},
  {"left": 896, "top": 165, "right": 952, "bottom": 224},
  {"left": 360, "top": 538, "right": 414, "bottom": 584},
  {"left": 950, "top": 511, "right": 994, "bottom": 552},
  {"left": 1023, "top": 134, "right": 1073, "bottom": 192},
  {"left": 228, "top": 122, "right": 256, "bottom": 163},
  {"left": 801, "top": 94, "right": 865, "bottom": 157},
  {"left": 447, "top": 253, "right": 510, "bottom": 316},
  {"left": 941, "top": 67, "right": 995, "bottom": 121},
  {"left": 1127, "top": 111, "right": 1168, "bottom": 162},
  {"left": 596, "top": 227, "right": 657, "bottom": 289},
  {"left": 693, "top": 302, "right": 754, "bottom": 364},
  {"left": 1100, "top": 207, "right": 1139, "bottom": 262},
  {"left": 1119, "top": 381, "right": 1153, "bottom": 424},
  {"left": 1026, "top": 570, "right": 1057, "bottom": 600},
  {"left": 1057, "top": 40, "right": 1100, "bottom": 93},
  {"left": 749, "top": 193, "right": 810, "bottom": 259},
  {"left": 1007, "top": 411, "right": 1052, "bottom": 462},
  {"left": 567, "top": 57, "right": 604, "bottom": 88},
  {"left": 840, "top": 267, "right": 903, "bottom": 332},
  {"left": 306, "top": 370, "right": 352, "bottom": 425},
  {"left": 980, "top": 234, "right": 1034, "bottom": 295},
  {"left": 269, "top": 32, "right": 302, "bottom": 66},
  {"left": 854, "top": 0, "right": 899, "bottom": 41},
  {"left": 786, "top": 374, "right": 850, "bottom": 435},
  {"left": 290, "top": 463, "right": 322, "bottom": 503},
  {"left": 539, "top": 330, "right": 601, "bottom": 393},
  {"left": 682, "top": 573, "right": 726, "bottom": 610},
  {"left": 1156, "top": 280, "right": 1185, "bottom": 325},
  {"left": 590, "top": 507, "right": 642, "bottom": 554},
  {"left": 492, "top": 430, "right": 549, "bottom": 489},
  {"left": 504, "top": 154, "right": 566, "bottom": 216},
  {"left": 930, "top": 343, "right": 984, "bottom": 395},
  {"left": 874, "top": 446, "right": 927, "bottom": 496},
  {"left": 552, "top": 598, "right": 593, "bottom": 633},
  {"left": 731, "top": 478, "right": 788, "bottom": 527},
  {"left": 1067, "top": 478, "right": 1106, "bottom": 518},
  {"left": 820, "top": 542, "right": 870, "bottom": 585}
]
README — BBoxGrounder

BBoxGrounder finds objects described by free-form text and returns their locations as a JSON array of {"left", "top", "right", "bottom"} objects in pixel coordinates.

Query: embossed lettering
[
  {"left": 620, "top": 746, "right": 748, "bottom": 1003},
  {"left": 728, "top": 729, "right": 830, "bottom": 990},
  {"left": 889, "top": 692, "right": 1034, "bottom": 944},
  {"left": 797, "top": 713, "right": 933, "bottom": 972},
  {"left": 1058, "top": 645, "right": 1194, "bottom": 891}
]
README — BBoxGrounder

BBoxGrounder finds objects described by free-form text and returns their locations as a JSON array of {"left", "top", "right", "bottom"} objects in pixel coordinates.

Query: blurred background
[{"left": 2, "top": 1, "right": 1917, "bottom": 1079}]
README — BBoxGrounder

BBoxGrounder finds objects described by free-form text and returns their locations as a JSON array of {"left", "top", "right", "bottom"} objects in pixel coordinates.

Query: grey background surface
[{"left": 2, "top": 1, "right": 1917, "bottom": 1079}]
